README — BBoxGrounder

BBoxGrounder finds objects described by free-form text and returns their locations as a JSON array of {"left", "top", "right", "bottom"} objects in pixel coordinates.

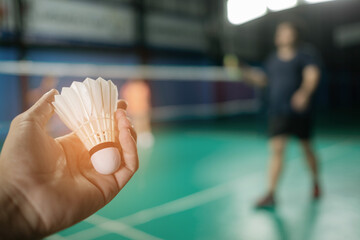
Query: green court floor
[{"left": 17, "top": 118, "right": 360, "bottom": 239}]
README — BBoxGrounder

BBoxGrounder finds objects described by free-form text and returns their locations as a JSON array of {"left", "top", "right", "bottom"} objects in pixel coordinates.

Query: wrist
[{"left": 0, "top": 174, "right": 41, "bottom": 239}]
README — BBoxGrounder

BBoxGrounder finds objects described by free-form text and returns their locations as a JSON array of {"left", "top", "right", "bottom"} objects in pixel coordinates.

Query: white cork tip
[{"left": 90, "top": 147, "right": 121, "bottom": 175}]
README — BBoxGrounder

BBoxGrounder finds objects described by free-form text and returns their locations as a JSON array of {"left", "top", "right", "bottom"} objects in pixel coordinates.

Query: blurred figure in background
[
  {"left": 26, "top": 75, "right": 58, "bottom": 108},
  {"left": 26, "top": 76, "right": 63, "bottom": 136},
  {"left": 241, "top": 21, "right": 322, "bottom": 208},
  {"left": 121, "top": 79, "right": 154, "bottom": 148}
]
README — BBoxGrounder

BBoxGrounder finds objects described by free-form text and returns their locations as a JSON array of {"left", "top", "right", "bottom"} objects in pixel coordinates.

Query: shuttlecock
[{"left": 52, "top": 77, "right": 121, "bottom": 175}]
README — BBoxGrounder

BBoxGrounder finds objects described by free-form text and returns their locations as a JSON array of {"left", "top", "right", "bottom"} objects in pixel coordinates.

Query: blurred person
[
  {"left": 25, "top": 76, "right": 66, "bottom": 136},
  {"left": 26, "top": 76, "right": 59, "bottom": 108},
  {"left": 121, "top": 79, "right": 154, "bottom": 148},
  {"left": 0, "top": 90, "right": 138, "bottom": 239},
  {"left": 241, "top": 21, "right": 321, "bottom": 208}
]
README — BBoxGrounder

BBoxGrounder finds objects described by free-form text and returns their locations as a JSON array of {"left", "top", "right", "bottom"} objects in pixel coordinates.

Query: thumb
[{"left": 26, "top": 89, "right": 59, "bottom": 127}]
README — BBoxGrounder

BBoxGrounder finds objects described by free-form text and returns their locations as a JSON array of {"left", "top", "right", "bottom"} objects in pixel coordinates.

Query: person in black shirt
[{"left": 242, "top": 21, "right": 321, "bottom": 208}]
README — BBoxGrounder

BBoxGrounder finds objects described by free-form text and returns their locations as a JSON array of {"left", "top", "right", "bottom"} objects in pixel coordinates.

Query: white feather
[
  {"left": 52, "top": 77, "right": 119, "bottom": 151},
  {"left": 109, "top": 79, "right": 118, "bottom": 142},
  {"left": 71, "top": 81, "right": 93, "bottom": 117}
]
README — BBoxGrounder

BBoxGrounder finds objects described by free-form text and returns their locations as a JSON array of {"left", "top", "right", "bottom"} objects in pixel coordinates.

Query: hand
[
  {"left": 0, "top": 89, "right": 138, "bottom": 239},
  {"left": 242, "top": 66, "right": 267, "bottom": 88},
  {"left": 291, "top": 89, "right": 310, "bottom": 113}
]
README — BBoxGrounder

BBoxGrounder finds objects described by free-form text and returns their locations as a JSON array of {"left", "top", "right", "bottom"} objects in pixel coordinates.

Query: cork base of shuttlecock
[{"left": 90, "top": 142, "right": 121, "bottom": 175}]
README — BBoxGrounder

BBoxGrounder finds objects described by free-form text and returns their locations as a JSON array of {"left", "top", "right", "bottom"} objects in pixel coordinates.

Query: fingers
[
  {"left": 117, "top": 100, "right": 128, "bottom": 110},
  {"left": 25, "top": 89, "right": 59, "bottom": 127},
  {"left": 114, "top": 109, "right": 139, "bottom": 189}
]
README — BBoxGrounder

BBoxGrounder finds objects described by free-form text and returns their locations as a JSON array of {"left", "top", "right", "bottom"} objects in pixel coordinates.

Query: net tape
[{"left": 0, "top": 61, "right": 242, "bottom": 82}]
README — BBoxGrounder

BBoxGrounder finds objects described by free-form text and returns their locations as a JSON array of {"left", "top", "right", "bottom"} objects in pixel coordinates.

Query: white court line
[
  {"left": 64, "top": 227, "right": 108, "bottom": 240},
  {"left": 66, "top": 215, "right": 162, "bottom": 240},
  {"left": 65, "top": 139, "right": 352, "bottom": 240}
]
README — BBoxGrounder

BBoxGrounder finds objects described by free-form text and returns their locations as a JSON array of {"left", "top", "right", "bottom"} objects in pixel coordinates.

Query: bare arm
[
  {"left": 299, "top": 65, "right": 321, "bottom": 97},
  {"left": 291, "top": 64, "right": 321, "bottom": 112},
  {"left": 241, "top": 66, "right": 267, "bottom": 88}
]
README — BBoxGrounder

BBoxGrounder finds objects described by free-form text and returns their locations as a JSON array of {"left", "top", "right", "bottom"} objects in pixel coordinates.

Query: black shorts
[{"left": 268, "top": 115, "right": 313, "bottom": 140}]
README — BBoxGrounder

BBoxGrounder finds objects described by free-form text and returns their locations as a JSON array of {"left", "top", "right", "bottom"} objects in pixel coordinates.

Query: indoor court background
[{"left": 0, "top": 0, "right": 359, "bottom": 239}]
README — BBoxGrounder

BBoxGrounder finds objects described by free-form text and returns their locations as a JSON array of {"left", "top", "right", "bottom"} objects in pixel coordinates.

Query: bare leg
[
  {"left": 256, "top": 135, "right": 287, "bottom": 208},
  {"left": 300, "top": 140, "right": 321, "bottom": 198},
  {"left": 133, "top": 114, "right": 151, "bottom": 134},
  {"left": 134, "top": 114, "right": 154, "bottom": 149},
  {"left": 268, "top": 135, "right": 288, "bottom": 195},
  {"left": 300, "top": 140, "right": 319, "bottom": 183}
]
